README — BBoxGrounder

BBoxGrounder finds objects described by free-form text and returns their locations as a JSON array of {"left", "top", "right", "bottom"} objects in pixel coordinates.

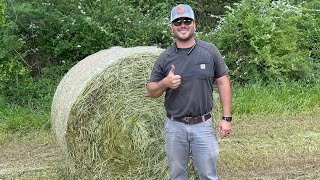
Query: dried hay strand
[{"left": 51, "top": 46, "right": 170, "bottom": 179}]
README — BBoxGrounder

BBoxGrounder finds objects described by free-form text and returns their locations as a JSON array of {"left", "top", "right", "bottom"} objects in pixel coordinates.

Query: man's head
[
  {"left": 170, "top": 4, "right": 195, "bottom": 23},
  {"left": 170, "top": 4, "right": 196, "bottom": 43}
]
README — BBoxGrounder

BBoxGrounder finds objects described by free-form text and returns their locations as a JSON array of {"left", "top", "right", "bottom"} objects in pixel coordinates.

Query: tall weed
[{"left": 231, "top": 81, "right": 320, "bottom": 120}]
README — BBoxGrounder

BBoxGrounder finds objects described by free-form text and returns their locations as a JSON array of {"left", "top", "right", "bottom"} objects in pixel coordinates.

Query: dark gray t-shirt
[{"left": 149, "top": 39, "right": 228, "bottom": 118}]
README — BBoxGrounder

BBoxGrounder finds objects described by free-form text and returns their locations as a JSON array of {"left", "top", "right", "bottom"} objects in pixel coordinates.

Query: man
[{"left": 147, "top": 4, "right": 232, "bottom": 180}]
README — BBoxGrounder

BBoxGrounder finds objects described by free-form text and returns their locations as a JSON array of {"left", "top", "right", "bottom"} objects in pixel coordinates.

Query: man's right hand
[
  {"left": 146, "top": 64, "right": 181, "bottom": 98},
  {"left": 164, "top": 65, "right": 181, "bottom": 89}
]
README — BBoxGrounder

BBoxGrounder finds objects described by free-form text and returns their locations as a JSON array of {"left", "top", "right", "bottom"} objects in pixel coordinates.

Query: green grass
[
  {"left": 0, "top": 96, "right": 51, "bottom": 133},
  {"left": 231, "top": 81, "right": 320, "bottom": 120},
  {"left": 1, "top": 81, "right": 319, "bottom": 132}
]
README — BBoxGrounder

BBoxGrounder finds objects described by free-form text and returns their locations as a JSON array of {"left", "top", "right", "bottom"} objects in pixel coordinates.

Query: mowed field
[{"left": 1, "top": 115, "right": 319, "bottom": 180}]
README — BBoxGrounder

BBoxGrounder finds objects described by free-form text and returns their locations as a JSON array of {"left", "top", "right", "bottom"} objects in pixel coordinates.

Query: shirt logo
[{"left": 200, "top": 64, "right": 206, "bottom": 69}]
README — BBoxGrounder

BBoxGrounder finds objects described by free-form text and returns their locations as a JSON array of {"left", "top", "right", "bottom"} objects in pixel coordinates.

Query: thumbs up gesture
[{"left": 165, "top": 65, "right": 181, "bottom": 89}]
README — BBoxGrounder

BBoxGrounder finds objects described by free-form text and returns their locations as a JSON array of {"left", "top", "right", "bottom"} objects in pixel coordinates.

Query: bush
[
  {"left": 0, "top": 3, "right": 4, "bottom": 25},
  {"left": 0, "top": 3, "right": 33, "bottom": 105},
  {"left": 0, "top": 0, "right": 174, "bottom": 105},
  {"left": 200, "top": 0, "right": 320, "bottom": 83},
  {"left": 180, "top": 0, "right": 240, "bottom": 31},
  {"left": 29, "top": 0, "right": 174, "bottom": 65}
]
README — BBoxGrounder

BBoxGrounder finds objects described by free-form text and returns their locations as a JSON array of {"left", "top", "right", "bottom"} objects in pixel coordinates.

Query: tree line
[{"left": 0, "top": 0, "right": 319, "bottom": 105}]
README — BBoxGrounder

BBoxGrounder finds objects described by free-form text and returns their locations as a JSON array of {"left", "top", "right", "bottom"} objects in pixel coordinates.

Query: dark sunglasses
[{"left": 172, "top": 18, "right": 193, "bottom": 26}]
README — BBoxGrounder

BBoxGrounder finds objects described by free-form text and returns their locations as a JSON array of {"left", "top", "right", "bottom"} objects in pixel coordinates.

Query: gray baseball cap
[{"left": 170, "top": 4, "right": 195, "bottom": 22}]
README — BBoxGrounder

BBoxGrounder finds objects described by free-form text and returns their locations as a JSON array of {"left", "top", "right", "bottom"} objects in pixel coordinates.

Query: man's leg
[
  {"left": 191, "top": 119, "right": 219, "bottom": 180},
  {"left": 165, "top": 119, "right": 190, "bottom": 180}
]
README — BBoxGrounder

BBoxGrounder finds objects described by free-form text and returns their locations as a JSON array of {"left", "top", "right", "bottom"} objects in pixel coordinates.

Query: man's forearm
[
  {"left": 220, "top": 87, "right": 232, "bottom": 116},
  {"left": 216, "top": 76, "right": 232, "bottom": 116},
  {"left": 146, "top": 80, "right": 168, "bottom": 98}
]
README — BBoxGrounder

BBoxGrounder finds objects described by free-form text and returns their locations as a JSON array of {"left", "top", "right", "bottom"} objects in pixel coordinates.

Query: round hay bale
[{"left": 51, "top": 46, "right": 169, "bottom": 179}]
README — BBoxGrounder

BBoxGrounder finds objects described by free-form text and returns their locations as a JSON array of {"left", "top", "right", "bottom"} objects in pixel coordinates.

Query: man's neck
[{"left": 176, "top": 38, "right": 196, "bottom": 48}]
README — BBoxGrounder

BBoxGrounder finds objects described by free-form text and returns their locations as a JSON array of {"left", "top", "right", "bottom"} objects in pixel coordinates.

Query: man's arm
[
  {"left": 216, "top": 75, "right": 232, "bottom": 116},
  {"left": 147, "top": 65, "right": 181, "bottom": 98},
  {"left": 147, "top": 80, "right": 168, "bottom": 98},
  {"left": 215, "top": 75, "right": 232, "bottom": 138}
]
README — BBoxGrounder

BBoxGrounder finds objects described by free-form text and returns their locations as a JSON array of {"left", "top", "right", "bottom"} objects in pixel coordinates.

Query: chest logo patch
[{"left": 200, "top": 64, "right": 206, "bottom": 69}]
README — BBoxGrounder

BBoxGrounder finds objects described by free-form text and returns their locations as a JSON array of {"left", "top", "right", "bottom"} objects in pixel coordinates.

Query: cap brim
[{"left": 171, "top": 14, "right": 194, "bottom": 22}]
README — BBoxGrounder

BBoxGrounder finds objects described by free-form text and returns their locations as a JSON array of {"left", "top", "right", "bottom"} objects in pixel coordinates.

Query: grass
[
  {"left": 2, "top": 81, "right": 319, "bottom": 133},
  {"left": 231, "top": 81, "right": 320, "bottom": 120},
  {"left": 213, "top": 81, "right": 320, "bottom": 179},
  {"left": 0, "top": 97, "right": 51, "bottom": 134},
  {"left": 1, "top": 117, "right": 319, "bottom": 179},
  {"left": 0, "top": 81, "right": 319, "bottom": 179},
  {"left": 218, "top": 116, "right": 320, "bottom": 179},
  {"left": 0, "top": 130, "right": 63, "bottom": 179}
]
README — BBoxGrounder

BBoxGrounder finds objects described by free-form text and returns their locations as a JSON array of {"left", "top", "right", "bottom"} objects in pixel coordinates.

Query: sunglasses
[{"left": 172, "top": 18, "right": 193, "bottom": 26}]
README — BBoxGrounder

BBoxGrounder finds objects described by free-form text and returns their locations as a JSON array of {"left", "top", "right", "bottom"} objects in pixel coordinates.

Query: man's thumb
[{"left": 170, "top": 64, "right": 175, "bottom": 75}]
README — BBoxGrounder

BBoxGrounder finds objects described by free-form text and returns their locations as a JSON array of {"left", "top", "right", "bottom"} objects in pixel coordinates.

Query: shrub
[
  {"left": 0, "top": 0, "right": 173, "bottom": 105},
  {"left": 200, "top": 0, "right": 320, "bottom": 83},
  {"left": 0, "top": 3, "right": 33, "bottom": 104},
  {"left": 0, "top": 3, "right": 4, "bottom": 25}
]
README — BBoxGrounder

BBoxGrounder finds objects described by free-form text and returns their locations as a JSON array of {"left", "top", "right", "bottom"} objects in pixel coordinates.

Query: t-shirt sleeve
[
  {"left": 212, "top": 45, "right": 229, "bottom": 78},
  {"left": 149, "top": 55, "right": 165, "bottom": 82}
]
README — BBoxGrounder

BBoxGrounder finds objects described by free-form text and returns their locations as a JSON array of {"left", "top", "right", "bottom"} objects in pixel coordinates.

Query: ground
[
  {"left": 0, "top": 131, "right": 62, "bottom": 179},
  {"left": 0, "top": 117, "right": 319, "bottom": 180}
]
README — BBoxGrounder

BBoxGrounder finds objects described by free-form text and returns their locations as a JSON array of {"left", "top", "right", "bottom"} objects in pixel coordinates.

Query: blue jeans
[{"left": 165, "top": 118, "right": 219, "bottom": 180}]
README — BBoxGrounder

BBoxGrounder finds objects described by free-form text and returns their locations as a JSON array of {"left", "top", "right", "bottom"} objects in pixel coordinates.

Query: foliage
[
  {"left": 27, "top": 0, "right": 173, "bottom": 64},
  {"left": 0, "top": 67, "right": 60, "bottom": 132},
  {"left": 0, "top": 4, "right": 33, "bottom": 104},
  {"left": 176, "top": 0, "right": 240, "bottom": 31},
  {"left": 0, "top": 5, "right": 63, "bottom": 104},
  {"left": 1, "top": 0, "right": 242, "bottom": 76},
  {"left": 0, "top": 2, "right": 4, "bottom": 25},
  {"left": 0, "top": 0, "right": 244, "bottom": 106},
  {"left": 1, "top": 0, "right": 319, "bottom": 131},
  {"left": 297, "top": 0, "right": 320, "bottom": 64},
  {"left": 200, "top": 0, "right": 320, "bottom": 83},
  {"left": 0, "top": 0, "right": 173, "bottom": 105}
]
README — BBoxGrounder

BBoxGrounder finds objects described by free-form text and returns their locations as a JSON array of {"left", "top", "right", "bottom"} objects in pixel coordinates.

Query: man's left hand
[{"left": 218, "top": 120, "right": 232, "bottom": 138}]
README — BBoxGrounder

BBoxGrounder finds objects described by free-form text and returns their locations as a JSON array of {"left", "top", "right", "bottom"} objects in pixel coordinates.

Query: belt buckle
[
  {"left": 184, "top": 116, "right": 197, "bottom": 124},
  {"left": 184, "top": 116, "right": 193, "bottom": 120}
]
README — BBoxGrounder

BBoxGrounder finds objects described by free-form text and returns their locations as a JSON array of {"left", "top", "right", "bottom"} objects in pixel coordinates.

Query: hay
[{"left": 51, "top": 46, "right": 172, "bottom": 179}]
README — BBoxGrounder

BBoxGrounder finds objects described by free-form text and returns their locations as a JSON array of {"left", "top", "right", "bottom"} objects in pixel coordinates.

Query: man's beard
[{"left": 174, "top": 27, "right": 194, "bottom": 42}]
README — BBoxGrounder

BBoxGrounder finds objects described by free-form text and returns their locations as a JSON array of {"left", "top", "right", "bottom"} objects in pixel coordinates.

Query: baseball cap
[{"left": 170, "top": 4, "right": 195, "bottom": 22}]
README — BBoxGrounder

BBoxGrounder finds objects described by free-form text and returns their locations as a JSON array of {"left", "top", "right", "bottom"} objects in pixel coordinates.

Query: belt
[{"left": 167, "top": 113, "right": 211, "bottom": 125}]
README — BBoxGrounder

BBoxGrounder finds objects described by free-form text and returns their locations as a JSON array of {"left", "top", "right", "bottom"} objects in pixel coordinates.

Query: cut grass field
[
  {"left": 1, "top": 115, "right": 319, "bottom": 179},
  {"left": 0, "top": 82, "right": 319, "bottom": 179},
  {"left": 0, "top": 131, "right": 62, "bottom": 179},
  {"left": 218, "top": 116, "right": 320, "bottom": 179}
]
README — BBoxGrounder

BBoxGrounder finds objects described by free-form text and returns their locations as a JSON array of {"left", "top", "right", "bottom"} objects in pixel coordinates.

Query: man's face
[{"left": 171, "top": 17, "right": 195, "bottom": 42}]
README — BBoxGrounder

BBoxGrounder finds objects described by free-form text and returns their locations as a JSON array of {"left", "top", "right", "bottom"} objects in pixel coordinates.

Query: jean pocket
[{"left": 204, "top": 118, "right": 215, "bottom": 132}]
